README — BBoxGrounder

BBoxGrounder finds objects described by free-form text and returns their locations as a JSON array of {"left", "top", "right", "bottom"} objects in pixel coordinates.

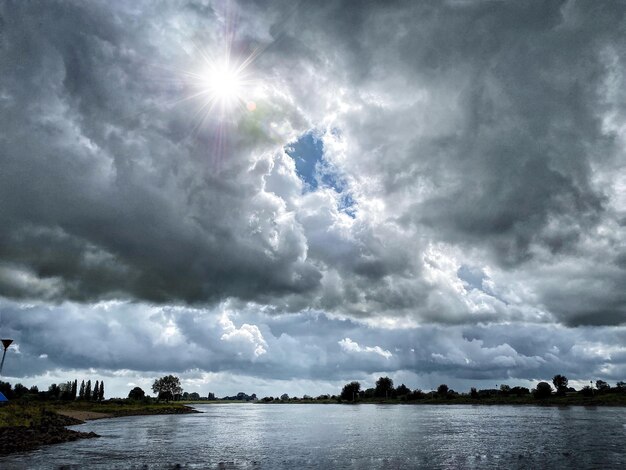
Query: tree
[
  {"left": 340, "top": 381, "right": 361, "bottom": 402},
  {"left": 362, "top": 388, "right": 375, "bottom": 399},
  {"left": 470, "top": 387, "right": 479, "bottom": 399},
  {"left": 0, "top": 381, "right": 12, "bottom": 399},
  {"left": 93, "top": 381, "right": 99, "bottom": 401},
  {"left": 396, "top": 384, "right": 411, "bottom": 397},
  {"left": 617, "top": 381, "right": 626, "bottom": 391},
  {"left": 511, "top": 386, "right": 530, "bottom": 397},
  {"left": 437, "top": 384, "right": 449, "bottom": 397},
  {"left": 534, "top": 382, "right": 552, "bottom": 399},
  {"left": 552, "top": 375, "right": 568, "bottom": 396},
  {"left": 79, "top": 380, "right": 85, "bottom": 400},
  {"left": 152, "top": 375, "right": 182, "bottom": 402},
  {"left": 85, "top": 380, "right": 92, "bottom": 401},
  {"left": 71, "top": 379, "right": 78, "bottom": 400},
  {"left": 580, "top": 386, "right": 594, "bottom": 397},
  {"left": 128, "top": 386, "right": 146, "bottom": 400},
  {"left": 280, "top": 393, "right": 289, "bottom": 401},
  {"left": 48, "top": 383, "right": 61, "bottom": 400},
  {"left": 595, "top": 380, "right": 610, "bottom": 392},
  {"left": 375, "top": 377, "right": 394, "bottom": 398},
  {"left": 99, "top": 381, "right": 105, "bottom": 401},
  {"left": 29, "top": 385, "right": 39, "bottom": 395},
  {"left": 13, "top": 383, "right": 28, "bottom": 398},
  {"left": 499, "top": 384, "right": 511, "bottom": 396},
  {"left": 60, "top": 381, "right": 74, "bottom": 400}
]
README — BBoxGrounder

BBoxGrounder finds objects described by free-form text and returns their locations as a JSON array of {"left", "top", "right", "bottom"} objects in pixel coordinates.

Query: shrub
[
  {"left": 534, "top": 382, "right": 552, "bottom": 399},
  {"left": 580, "top": 386, "right": 594, "bottom": 397}
]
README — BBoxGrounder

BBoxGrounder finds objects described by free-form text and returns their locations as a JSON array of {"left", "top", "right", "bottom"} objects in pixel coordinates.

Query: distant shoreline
[
  {"left": 255, "top": 400, "right": 626, "bottom": 407},
  {"left": 184, "top": 395, "right": 626, "bottom": 407}
]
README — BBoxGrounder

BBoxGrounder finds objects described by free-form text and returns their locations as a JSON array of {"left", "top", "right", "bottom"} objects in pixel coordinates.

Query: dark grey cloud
[
  {"left": 0, "top": 1, "right": 625, "bottom": 393},
  {"left": 0, "top": 0, "right": 320, "bottom": 305}
]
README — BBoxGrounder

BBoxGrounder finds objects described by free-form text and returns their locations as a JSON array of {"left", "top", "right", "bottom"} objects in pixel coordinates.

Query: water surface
[{"left": 2, "top": 404, "right": 626, "bottom": 469}]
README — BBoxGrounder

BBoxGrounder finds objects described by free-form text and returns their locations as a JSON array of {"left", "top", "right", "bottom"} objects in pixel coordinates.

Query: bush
[
  {"left": 510, "top": 386, "right": 530, "bottom": 396},
  {"left": 595, "top": 380, "right": 610, "bottom": 393},
  {"left": 534, "top": 382, "right": 552, "bottom": 399},
  {"left": 128, "top": 387, "right": 146, "bottom": 401},
  {"left": 580, "top": 386, "right": 594, "bottom": 397}
]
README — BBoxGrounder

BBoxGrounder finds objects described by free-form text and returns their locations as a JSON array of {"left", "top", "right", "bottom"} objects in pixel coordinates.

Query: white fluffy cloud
[
  {"left": 338, "top": 338, "right": 393, "bottom": 360},
  {"left": 220, "top": 312, "right": 268, "bottom": 358}
]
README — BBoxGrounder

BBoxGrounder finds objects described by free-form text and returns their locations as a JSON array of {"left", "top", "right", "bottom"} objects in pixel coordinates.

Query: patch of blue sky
[
  {"left": 285, "top": 130, "right": 357, "bottom": 217},
  {"left": 284, "top": 132, "right": 323, "bottom": 190},
  {"left": 338, "top": 193, "right": 357, "bottom": 218}
]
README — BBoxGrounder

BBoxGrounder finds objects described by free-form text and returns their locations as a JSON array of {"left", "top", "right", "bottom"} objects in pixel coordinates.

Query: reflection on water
[{"left": 2, "top": 404, "right": 626, "bottom": 469}]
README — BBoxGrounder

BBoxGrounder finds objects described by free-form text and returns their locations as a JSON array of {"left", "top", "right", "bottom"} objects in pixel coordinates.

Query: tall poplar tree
[
  {"left": 85, "top": 380, "right": 91, "bottom": 400},
  {"left": 79, "top": 380, "right": 85, "bottom": 400},
  {"left": 93, "top": 381, "right": 99, "bottom": 401},
  {"left": 99, "top": 381, "right": 105, "bottom": 401}
]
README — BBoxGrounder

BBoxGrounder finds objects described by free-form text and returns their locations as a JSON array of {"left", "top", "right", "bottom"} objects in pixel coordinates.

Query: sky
[{"left": 0, "top": 0, "right": 625, "bottom": 398}]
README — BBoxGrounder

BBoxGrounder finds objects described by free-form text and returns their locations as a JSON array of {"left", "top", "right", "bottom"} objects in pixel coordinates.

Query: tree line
[
  {"left": 0, "top": 378, "right": 105, "bottom": 401},
  {"left": 335, "top": 375, "right": 626, "bottom": 402},
  {"left": 4, "top": 373, "right": 624, "bottom": 404}
]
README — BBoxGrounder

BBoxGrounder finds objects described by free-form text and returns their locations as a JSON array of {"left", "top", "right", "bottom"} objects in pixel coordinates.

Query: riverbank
[
  {"left": 0, "top": 409, "right": 98, "bottom": 455},
  {"left": 257, "top": 394, "right": 626, "bottom": 406},
  {"left": 0, "top": 401, "right": 199, "bottom": 455}
]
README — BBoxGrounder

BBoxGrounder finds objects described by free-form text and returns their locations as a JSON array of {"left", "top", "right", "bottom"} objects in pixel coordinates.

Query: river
[{"left": 2, "top": 404, "right": 626, "bottom": 469}]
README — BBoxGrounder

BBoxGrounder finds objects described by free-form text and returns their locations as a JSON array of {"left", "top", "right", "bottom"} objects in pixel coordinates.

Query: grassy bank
[
  {"left": 0, "top": 400, "right": 199, "bottom": 455},
  {"left": 0, "top": 400, "right": 198, "bottom": 428},
  {"left": 55, "top": 400, "right": 200, "bottom": 418}
]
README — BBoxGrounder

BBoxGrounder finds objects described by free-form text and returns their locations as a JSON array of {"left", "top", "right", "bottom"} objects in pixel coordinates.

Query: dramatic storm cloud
[{"left": 0, "top": 0, "right": 624, "bottom": 396}]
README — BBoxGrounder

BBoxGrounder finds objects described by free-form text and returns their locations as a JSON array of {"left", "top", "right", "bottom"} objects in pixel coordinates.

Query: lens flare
[{"left": 202, "top": 61, "right": 245, "bottom": 109}]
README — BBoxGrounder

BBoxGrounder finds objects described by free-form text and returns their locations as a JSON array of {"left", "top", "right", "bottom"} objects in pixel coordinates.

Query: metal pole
[
  {"left": 0, "top": 339, "right": 13, "bottom": 376},
  {"left": 0, "top": 349, "right": 6, "bottom": 376}
]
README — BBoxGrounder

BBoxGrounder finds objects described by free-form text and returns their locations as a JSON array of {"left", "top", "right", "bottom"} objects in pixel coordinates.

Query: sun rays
[{"left": 184, "top": 52, "right": 258, "bottom": 123}]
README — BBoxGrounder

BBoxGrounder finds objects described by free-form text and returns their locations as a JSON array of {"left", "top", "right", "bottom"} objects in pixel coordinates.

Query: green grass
[
  {"left": 0, "top": 402, "right": 48, "bottom": 427},
  {"left": 0, "top": 400, "right": 195, "bottom": 428},
  {"left": 178, "top": 400, "right": 241, "bottom": 404},
  {"left": 56, "top": 400, "right": 192, "bottom": 415}
]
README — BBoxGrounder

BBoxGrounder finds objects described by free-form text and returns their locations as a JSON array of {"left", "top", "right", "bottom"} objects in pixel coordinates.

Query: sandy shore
[{"left": 55, "top": 410, "right": 113, "bottom": 421}]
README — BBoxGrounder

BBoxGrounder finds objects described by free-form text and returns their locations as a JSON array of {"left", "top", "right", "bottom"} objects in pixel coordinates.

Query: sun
[
  {"left": 178, "top": 45, "right": 262, "bottom": 127},
  {"left": 203, "top": 61, "right": 244, "bottom": 108}
]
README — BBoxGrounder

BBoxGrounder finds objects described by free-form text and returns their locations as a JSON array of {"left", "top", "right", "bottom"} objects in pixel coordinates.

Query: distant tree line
[
  {"left": 249, "top": 376, "right": 626, "bottom": 404},
  {"left": 5, "top": 373, "right": 624, "bottom": 404},
  {"left": 330, "top": 375, "right": 626, "bottom": 403},
  {"left": 0, "top": 378, "right": 105, "bottom": 401},
  {"left": 128, "top": 377, "right": 247, "bottom": 403}
]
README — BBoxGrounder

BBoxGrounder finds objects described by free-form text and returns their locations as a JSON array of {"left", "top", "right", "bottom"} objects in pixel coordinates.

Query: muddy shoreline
[
  {"left": 0, "top": 405, "right": 199, "bottom": 456},
  {"left": 0, "top": 411, "right": 98, "bottom": 455}
]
